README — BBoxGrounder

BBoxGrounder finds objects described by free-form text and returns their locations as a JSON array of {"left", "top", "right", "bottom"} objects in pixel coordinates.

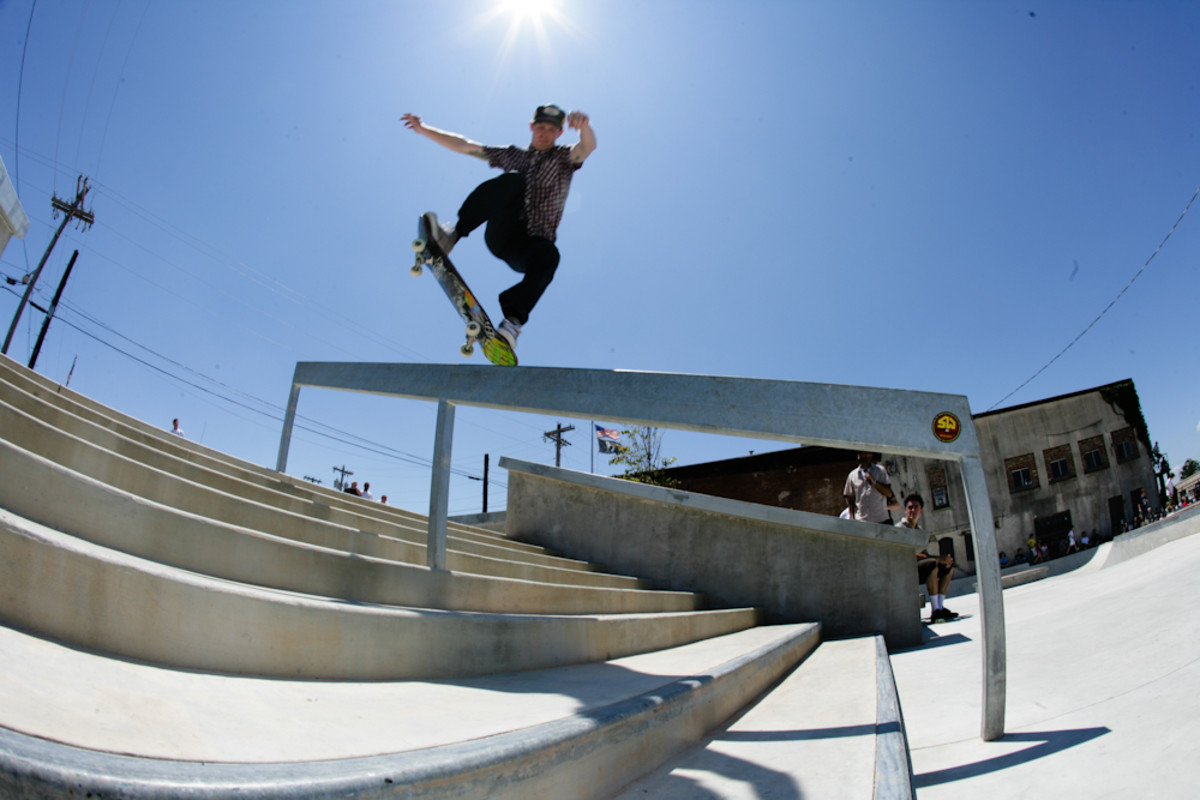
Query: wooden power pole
[
  {"left": 3, "top": 176, "right": 94, "bottom": 356},
  {"left": 543, "top": 423, "right": 574, "bottom": 467}
]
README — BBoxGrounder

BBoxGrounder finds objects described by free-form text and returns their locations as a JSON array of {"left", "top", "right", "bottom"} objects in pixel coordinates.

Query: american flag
[{"left": 595, "top": 425, "right": 620, "bottom": 453}]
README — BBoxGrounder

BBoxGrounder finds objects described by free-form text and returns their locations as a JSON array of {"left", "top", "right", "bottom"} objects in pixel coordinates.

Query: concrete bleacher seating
[{"left": 0, "top": 353, "right": 914, "bottom": 798}]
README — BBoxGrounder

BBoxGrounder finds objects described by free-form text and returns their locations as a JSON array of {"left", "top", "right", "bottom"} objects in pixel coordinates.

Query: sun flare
[
  {"left": 478, "top": 0, "right": 577, "bottom": 76},
  {"left": 497, "top": 0, "right": 565, "bottom": 25}
]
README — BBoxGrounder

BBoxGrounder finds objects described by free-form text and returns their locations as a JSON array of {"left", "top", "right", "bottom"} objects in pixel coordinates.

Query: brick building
[{"left": 657, "top": 379, "right": 1160, "bottom": 573}]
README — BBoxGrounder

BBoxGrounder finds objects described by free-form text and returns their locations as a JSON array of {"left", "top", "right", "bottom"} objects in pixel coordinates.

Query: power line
[
  {"left": 988, "top": 184, "right": 1200, "bottom": 411},
  {"left": 17, "top": 292, "right": 501, "bottom": 485},
  {"left": 12, "top": 0, "right": 38, "bottom": 273}
]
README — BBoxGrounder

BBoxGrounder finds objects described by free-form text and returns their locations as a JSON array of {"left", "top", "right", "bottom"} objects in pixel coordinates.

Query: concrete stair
[{"left": 0, "top": 353, "right": 914, "bottom": 798}]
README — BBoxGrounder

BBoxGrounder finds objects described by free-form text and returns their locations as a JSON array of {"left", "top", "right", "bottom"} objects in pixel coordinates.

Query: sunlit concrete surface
[{"left": 893, "top": 507, "right": 1200, "bottom": 799}]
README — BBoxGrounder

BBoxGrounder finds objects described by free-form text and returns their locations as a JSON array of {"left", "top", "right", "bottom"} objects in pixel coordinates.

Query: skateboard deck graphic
[{"left": 410, "top": 214, "right": 517, "bottom": 367}]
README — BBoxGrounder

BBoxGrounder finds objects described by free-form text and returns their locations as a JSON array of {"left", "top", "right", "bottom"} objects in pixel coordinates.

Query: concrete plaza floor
[{"left": 892, "top": 510, "right": 1200, "bottom": 799}]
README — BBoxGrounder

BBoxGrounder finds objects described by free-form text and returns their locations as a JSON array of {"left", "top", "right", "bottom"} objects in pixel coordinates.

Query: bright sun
[
  {"left": 479, "top": 0, "right": 576, "bottom": 74},
  {"left": 497, "top": 0, "right": 561, "bottom": 24}
]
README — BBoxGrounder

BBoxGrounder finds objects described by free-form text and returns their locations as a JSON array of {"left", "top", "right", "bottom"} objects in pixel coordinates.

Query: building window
[
  {"left": 1043, "top": 444, "right": 1075, "bottom": 484},
  {"left": 928, "top": 466, "right": 949, "bottom": 509},
  {"left": 1080, "top": 435, "right": 1109, "bottom": 473},
  {"left": 1004, "top": 454, "right": 1039, "bottom": 494},
  {"left": 1011, "top": 467, "right": 1034, "bottom": 490},
  {"left": 932, "top": 486, "right": 948, "bottom": 508},
  {"left": 1112, "top": 427, "right": 1140, "bottom": 464}
]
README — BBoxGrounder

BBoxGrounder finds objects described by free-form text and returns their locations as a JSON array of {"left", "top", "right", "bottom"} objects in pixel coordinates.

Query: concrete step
[
  {"left": 0, "top": 505, "right": 755, "bottom": 680},
  {"left": 0, "top": 436, "right": 701, "bottom": 614},
  {"left": 0, "top": 410, "right": 648, "bottom": 590},
  {"left": 0, "top": 621, "right": 820, "bottom": 799},
  {"left": 0, "top": 377, "right": 600, "bottom": 574},
  {"left": 612, "top": 636, "right": 914, "bottom": 799},
  {"left": 0, "top": 355, "right": 564, "bottom": 564}
]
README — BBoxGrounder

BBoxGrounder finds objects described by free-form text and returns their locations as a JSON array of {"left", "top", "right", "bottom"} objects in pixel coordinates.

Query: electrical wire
[
  {"left": 12, "top": 0, "right": 39, "bottom": 273},
  {"left": 988, "top": 184, "right": 1200, "bottom": 411}
]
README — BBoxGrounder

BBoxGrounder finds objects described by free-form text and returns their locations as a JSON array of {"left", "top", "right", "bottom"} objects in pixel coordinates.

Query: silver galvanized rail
[{"left": 276, "top": 362, "right": 1006, "bottom": 741}]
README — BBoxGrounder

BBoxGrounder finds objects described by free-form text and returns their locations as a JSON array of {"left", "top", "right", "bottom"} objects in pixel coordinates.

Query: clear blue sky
[{"left": 2, "top": 0, "right": 1197, "bottom": 515}]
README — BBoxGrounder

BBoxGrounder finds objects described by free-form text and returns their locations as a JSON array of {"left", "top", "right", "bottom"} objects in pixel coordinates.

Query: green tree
[
  {"left": 1181, "top": 459, "right": 1200, "bottom": 480},
  {"left": 608, "top": 426, "right": 678, "bottom": 487}
]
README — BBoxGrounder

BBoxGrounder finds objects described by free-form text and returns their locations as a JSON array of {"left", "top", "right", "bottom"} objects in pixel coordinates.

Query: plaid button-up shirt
[{"left": 483, "top": 144, "right": 582, "bottom": 242}]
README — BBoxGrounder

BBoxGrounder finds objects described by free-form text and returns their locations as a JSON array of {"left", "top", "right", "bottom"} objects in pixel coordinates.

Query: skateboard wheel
[
  {"left": 410, "top": 263, "right": 423, "bottom": 277},
  {"left": 412, "top": 238, "right": 426, "bottom": 253},
  {"left": 460, "top": 343, "right": 474, "bottom": 357},
  {"left": 466, "top": 321, "right": 482, "bottom": 338}
]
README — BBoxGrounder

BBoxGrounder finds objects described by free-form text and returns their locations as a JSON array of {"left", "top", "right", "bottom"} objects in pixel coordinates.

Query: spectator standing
[{"left": 844, "top": 452, "right": 895, "bottom": 524}]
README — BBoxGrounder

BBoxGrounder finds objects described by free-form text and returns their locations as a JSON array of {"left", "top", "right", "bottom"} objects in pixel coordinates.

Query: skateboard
[
  {"left": 924, "top": 612, "right": 968, "bottom": 625},
  {"left": 410, "top": 214, "right": 517, "bottom": 366}
]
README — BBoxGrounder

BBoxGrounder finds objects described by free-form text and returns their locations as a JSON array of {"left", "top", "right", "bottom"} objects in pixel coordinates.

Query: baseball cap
[{"left": 533, "top": 104, "right": 566, "bottom": 129}]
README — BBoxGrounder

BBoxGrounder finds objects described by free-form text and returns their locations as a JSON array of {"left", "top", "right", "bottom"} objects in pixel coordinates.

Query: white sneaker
[
  {"left": 497, "top": 317, "right": 522, "bottom": 350},
  {"left": 423, "top": 212, "right": 460, "bottom": 255}
]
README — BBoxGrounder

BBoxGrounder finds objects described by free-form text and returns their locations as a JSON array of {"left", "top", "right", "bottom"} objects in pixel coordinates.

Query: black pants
[{"left": 456, "top": 173, "right": 560, "bottom": 326}]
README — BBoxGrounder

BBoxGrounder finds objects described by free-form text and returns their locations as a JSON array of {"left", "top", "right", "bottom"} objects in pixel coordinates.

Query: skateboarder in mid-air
[{"left": 401, "top": 105, "right": 596, "bottom": 352}]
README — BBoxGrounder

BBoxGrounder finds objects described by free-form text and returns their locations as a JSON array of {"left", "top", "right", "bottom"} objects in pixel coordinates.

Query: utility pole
[
  {"left": 28, "top": 249, "right": 78, "bottom": 370},
  {"left": 543, "top": 423, "right": 574, "bottom": 467},
  {"left": 3, "top": 176, "right": 94, "bottom": 356},
  {"left": 483, "top": 453, "right": 489, "bottom": 513},
  {"left": 332, "top": 464, "right": 353, "bottom": 491}
]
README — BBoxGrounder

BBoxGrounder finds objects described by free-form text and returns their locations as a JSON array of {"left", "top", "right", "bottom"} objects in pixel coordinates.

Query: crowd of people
[{"left": 342, "top": 480, "right": 388, "bottom": 505}]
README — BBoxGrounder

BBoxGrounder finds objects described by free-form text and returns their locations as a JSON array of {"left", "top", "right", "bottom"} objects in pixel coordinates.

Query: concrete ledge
[
  {"left": 0, "top": 623, "right": 820, "bottom": 799},
  {"left": 502, "top": 458, "right": 927, "bottom": 648},
  {"left": 971, "top": 566, "right": 1049, "bottom": 594},
  {"left": 0, "top": 507, "right": 757, "bottom": 680},
  {"left": 873, "top": 636, "right": 916, "bottom": 799}
]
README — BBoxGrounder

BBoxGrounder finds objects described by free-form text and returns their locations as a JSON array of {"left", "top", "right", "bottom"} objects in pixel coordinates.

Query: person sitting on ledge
[{"left": 898, "top": 492, "right": 959, "bottom": 622}]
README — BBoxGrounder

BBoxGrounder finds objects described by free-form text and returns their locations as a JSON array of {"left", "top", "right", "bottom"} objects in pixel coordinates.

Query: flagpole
[{"left": 590, "top": 420, "right": 595, "bottom": 473}]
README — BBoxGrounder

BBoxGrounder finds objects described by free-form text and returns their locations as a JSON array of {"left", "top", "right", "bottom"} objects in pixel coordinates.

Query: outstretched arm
[
  {"left": 568, "top": 111, "right": 596, "bottom": 164},
  {"left": 401, "top": 114, "right": 488, "bottom": 160}
]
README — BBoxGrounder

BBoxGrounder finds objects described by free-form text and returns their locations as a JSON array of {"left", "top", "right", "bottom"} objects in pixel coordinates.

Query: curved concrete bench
[
  {"left": 0, "top": 407, "right": 643, "bottom": 590},
  {"left": 0, "top": 507, "right": 757, "bottom": 680},
  {"left": 0, "top": 623, "right": 819, "bottom": 799}
]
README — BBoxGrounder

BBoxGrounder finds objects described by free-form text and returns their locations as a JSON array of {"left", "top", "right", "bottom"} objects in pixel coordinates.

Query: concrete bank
[{"left": 893, "top": 506, "right": 1200, "bottom": 799}]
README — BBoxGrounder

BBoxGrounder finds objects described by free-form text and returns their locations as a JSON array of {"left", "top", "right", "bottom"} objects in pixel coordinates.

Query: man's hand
[
  {"left": 568, "top": 110, "right": 596, "bottom": 164},
  {"left": 400, "top": 113, "right": 425, "bottom": 134}
]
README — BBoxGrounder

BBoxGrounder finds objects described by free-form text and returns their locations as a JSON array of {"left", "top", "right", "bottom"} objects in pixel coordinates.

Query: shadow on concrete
[
  {"left": 721, "top": 722, "right": 877, "bottom": 742},
  {"left": 625, "top": 738, "right": 804, "bottom": 800},
  {"left": 892, "top": 632, "right": 972, "bottom": 654},
  {"left": 912, "top": 727, "right": 1110, "bottom": 788}
]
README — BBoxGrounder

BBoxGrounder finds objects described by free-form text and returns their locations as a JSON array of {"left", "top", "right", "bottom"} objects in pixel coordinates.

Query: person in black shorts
[{"left": 897, "top": 492, "right": 959, "bottom": 621}]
